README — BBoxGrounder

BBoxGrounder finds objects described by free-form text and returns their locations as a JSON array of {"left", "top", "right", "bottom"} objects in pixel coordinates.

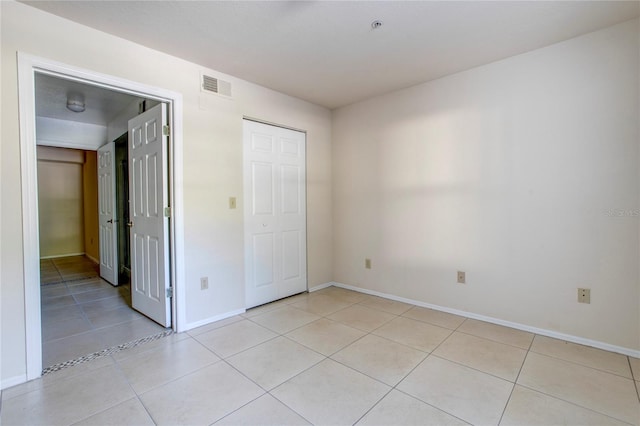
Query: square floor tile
[
  {"left": 517, "top": 352, "right": 640, "bottom": 424},
  {"left": 290, "top": 293, "right": 351, "bottom": 316},
  {"left": 328, "top": 305, "right": 396, "bottom": 332},
  {"left": 373, "top": 316, "right": 452, "bottom": 353},
  {"left": 118, "top": 337, "right": 220, "bottom": 393},
  {"left": 140, "top": 362, "right": 264, "bottom": 425},
  {"left": 243, "top": 299, "right": 294, "bottom": 318},
  {"left": 74, "top": 397, "right": 155, "bottom": 426},
  {"left": 332, "top": 334, "right": 427, "bottom": 386},
  {"left": 358, "top": 296, "right": 413, "bottom": 315},
  {"left": 215, "top": 394, "right": 311, "bottom": 425},
  {"left": 315, "top": 287, "right": 369, "bottom": 303},
  {"left": 457, "top": 319, "right": 533, "bottom": 349},
  {"left": 398, "top": 356, "right": 513, "bottom": 425},
  {"left": 272, "top": 359, "right": 390, "bottom": 426},
  {"left": 286, "top": 318, "right": 366, "bottom": 356},
  {"left": 86, "top": 305, "right": 144, "bottom": 329},
  {"left": 79, "top": 295, "right": 129, "bottom": 313},
  {"left": 433, "top": 331, "right": 527, "bottom": 381},
  {"left": 227, "top": 336, "right": 324, "bottom": 390},
  {"left": 41, "top": 303, "right": 85, "bottom": 323},
  {"left": 42, "top": 316, "right": 93, "bottom": 342},
  {"left": 40, "top": 284, "right": 70, "bottom": 299},
  {"left": 402, "top": 306, "right": 466, "bottom": 329},
  {"left": 0, "top": 364, "right": 134, "bottom": 426},
  {"left": 357, "top": 389, "right": 467, "bottom": 426},
  {"left": 110, "top": 331, "right": 189, "bottom": 361},
  {"left": 187, "top": 315, "right": 244, "bottom": 336},
  {"left": 43, "top": 331, "right": 104, "bottom": 367},
  {"left": 501, "top": 385, "right": 629, "bottom": 426},
  {"left": 249, "top": 307, "right": 320, "bottom": 334},
  {"left": 41, "top": 294, "right": 77, "bottom": 310},
  {"left": 92, "top": 317, "right": 166, "bottom": 348},
  {"left": 2, "top": 356, "right": 115, "bottom": 402},
  {"left": 194, "top": 319, "right": 277, "bottom": 358},
  {"left": 530, "top": 335, "right": 632, "bottom": 378},
  {"left": 72, "top": 286, "right": 121, "bottom": 304}
]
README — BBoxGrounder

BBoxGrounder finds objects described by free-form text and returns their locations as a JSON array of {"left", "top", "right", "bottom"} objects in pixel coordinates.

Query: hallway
[{"left": 41, "top": 256, "right": 168, "bottom": 369}]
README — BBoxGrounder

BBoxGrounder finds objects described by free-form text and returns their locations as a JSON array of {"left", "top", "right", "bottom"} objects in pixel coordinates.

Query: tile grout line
[
  {"left": 497, "top": 331, "right": 536, "bottom": 425},
  {"left": 513, "top": 382, "right": 637, "bottom": 425},
  {"left": 627, "top": 356, "right": 640, "bottom": 403}
]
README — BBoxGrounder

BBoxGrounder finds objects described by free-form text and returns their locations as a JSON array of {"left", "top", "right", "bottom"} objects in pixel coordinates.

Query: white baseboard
[
  {"left": 332, "top": 282, "right": 640, "bottom": 358},
  {"left": 182, "top": 308, "right": 246, "bottom": 331},
  {"left": 308, "top": 282, "right": 334, "bottom": 292},
  {"left": 40, "top": 252, "right": 86, "bottom": 260},
  {"left": 1, "top": 374, "right": 27, "bottom": 391}
]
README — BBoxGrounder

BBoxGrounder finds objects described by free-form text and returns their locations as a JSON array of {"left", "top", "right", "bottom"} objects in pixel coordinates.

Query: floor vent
[{"left": 201, "top": 74, "right": 232, "bottom": 98}]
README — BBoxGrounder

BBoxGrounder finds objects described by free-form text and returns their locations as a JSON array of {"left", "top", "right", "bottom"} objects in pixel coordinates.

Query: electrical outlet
[
  {"left": 229, "top": 197, "right": 236, "bottom": 209},
  {"left": 457, "top": 271, "right": 466, "bottom": 284},
  {"left": 578, "top": 288, "right": 590, "bottom": 304},
  {"left": 200, "top": 277, "right": 209, "bottom": 290},
  {"left": 365, "top": 258, "right": 372, "bottom": 269}
]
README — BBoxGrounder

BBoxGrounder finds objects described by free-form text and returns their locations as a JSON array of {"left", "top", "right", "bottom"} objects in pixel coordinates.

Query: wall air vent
[{"left": 201, "top": 74, "right": 232, "bottom": 98}]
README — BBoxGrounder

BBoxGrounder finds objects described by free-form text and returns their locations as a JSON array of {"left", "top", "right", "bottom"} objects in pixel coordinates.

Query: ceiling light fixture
[
  {"left": 66, "top": 93, "right": 85, "bottom": 112},
  {"left": 371, "top": 20, "right": 383, "bottom": 30}
]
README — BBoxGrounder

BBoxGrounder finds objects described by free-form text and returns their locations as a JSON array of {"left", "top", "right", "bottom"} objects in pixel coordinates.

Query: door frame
[{"left": 17, "top": 52, "right": 186, "bottom": 381}]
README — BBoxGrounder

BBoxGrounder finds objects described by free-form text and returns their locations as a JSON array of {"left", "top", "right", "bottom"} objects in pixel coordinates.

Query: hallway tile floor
[
  {"left": 2, "top": 286, "right": 639, "bottom": 425},
  {"left": 40, "top": 256, "right": 167, "bottom": 368}
]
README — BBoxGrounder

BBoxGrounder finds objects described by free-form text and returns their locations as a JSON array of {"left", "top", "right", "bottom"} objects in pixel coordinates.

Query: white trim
[
  {"left": 331, "top": 282, "right": 640, "bottom": 358},
  {"left": 17, "top": 52, "right": 186, "bottom": 382},
  {"left": 308, "top": 282, "right": 334, "bottom": 292},
  {"left": 36, "top": 116, "right": 107, "bottom": 151},
  {"left": 1, "top": 374, "right": 28, "bottom": 391},
  {"left": 183, "top": 308, "right": 246, "bottom": 331}
]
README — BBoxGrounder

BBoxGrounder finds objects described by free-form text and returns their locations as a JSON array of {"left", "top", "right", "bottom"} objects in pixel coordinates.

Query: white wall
[
  {"left": 332, "top": 19, "right": 639, "bottom": 351},
  {"left": 1, "top": 2, "right": 332, "bottom": 385}
]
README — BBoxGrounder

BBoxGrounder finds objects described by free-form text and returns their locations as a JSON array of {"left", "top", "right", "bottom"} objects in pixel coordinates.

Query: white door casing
[
  {"left": 129, "top": 103, "right": 171, "bottom": 327},
  {"left": 97, "top": 142, "right": 118, "bottom": 285},
  {"left": 243, "top": 120, "right": 307, "bottom": 308}
]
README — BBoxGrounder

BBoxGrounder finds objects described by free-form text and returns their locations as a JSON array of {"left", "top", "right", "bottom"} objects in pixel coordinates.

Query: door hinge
[
  {"left": 162, "top": 125, "right": 170, "bottom": 136},
  {"left": 166, "top": 287, "right": 173, "bottom": 298},
  {"left": 164, "top": 207, "right": 171, "bottom": 218}
]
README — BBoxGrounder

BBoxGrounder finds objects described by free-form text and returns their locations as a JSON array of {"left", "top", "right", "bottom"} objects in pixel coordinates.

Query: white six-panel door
[
  {"left": 128, "top": 103, "right": 171, "bottom": 327},
  {"left": 243, "top": 120, "right": 307, "bottom": 308},
  {"left": 97, "top": 142, "right": 118, "bottom": 285}
]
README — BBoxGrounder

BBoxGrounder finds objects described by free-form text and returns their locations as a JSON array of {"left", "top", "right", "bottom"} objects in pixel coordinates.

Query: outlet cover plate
[
  {"left": 578, "top": 288, "right": 590, "bottom": 304},
  {"left": 457, "top": 271, "right": 466, "bottom": 284},
  {"left": 365, "top": 259, "right": 371, "bottom": 269},
  {"left": 201, "top": 277, "right": 209, "bottom": 290}
]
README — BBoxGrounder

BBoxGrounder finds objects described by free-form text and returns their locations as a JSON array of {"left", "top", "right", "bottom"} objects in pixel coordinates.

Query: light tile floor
[
  {"left": 40, "top": 256, "right": 167, "bottom": 367},
  {"left": 2, "top": 286, "right": 639, "bottom": 425}
]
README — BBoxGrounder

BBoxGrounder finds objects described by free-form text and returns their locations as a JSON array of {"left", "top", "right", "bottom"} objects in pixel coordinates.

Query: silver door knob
[{"left": 127, "top": 222, "right": 133, "bottom": 228}]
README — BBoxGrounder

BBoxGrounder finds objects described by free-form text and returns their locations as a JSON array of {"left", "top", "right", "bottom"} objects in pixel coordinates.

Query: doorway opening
[{"left": 18, "top": 53, "right": 185, "bottom": 381}]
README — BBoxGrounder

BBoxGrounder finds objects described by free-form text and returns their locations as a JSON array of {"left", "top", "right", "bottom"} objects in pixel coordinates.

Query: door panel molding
[{"left": 243, "top": 119, "right": 307, "bottom": 308}]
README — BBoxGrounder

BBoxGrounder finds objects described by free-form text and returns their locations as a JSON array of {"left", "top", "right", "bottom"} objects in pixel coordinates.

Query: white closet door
[{"left": 243, "top": 120, "right": 306, "bottom": 308}]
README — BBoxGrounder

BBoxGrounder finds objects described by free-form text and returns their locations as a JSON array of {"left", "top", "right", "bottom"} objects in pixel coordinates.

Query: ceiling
[
  {"left": 24, "top": 1, "right": 639, "bottom": 109},
  {"left": 35, "top": 73, "right": 141, "bottom": 126}
]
